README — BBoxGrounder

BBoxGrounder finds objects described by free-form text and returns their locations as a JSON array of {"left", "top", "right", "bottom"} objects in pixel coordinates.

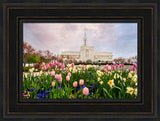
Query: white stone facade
[{"left": 61, "top": 32, "right": 113, "bottom": 62}]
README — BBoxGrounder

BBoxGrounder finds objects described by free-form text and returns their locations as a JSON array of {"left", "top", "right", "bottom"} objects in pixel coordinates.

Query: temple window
[{"left": 86, "top": 50, "right": 89, "bottom": 57}]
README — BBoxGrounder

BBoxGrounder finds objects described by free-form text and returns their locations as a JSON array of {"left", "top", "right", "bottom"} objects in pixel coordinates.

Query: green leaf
[
  {"left": 113, "top": 86, "right": 121, "bottom": 91},
  {"left": 103, "top": 88, "right": 112, "bottom": 98}
]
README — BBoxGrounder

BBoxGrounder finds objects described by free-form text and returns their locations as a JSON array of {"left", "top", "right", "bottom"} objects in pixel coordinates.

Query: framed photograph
[
  {"left": 22, "top": 22, "right": 139, "bottom": 101},
  {"left": 0, "top": 0, "right": 159, "bottom": 121}
]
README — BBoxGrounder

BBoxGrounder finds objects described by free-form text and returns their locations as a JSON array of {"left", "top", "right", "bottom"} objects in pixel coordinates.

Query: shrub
[
  {"left": 86, "top": 59, "right": 92, "bottom": 63},
  {"left": 34, "top": 62, "right": 41, "bottom": 69},
  {"left": 23, "top": 66, "right": 33, "bottom": 72}
]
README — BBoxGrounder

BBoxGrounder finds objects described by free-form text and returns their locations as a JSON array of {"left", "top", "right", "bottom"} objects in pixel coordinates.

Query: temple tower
[{"left": 83, "top": 29, "right": 87, "bottom": 46}]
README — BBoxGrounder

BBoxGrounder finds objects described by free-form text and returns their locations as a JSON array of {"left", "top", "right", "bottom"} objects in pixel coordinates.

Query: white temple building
[{"left": 61, "top": 31, "right": 113, "bottom": 62}]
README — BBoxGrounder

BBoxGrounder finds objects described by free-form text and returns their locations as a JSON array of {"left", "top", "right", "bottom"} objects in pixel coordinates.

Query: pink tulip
[
  {"left": 83, "top": 87, "right": 89, "bottom": 95},
  {"left": 133, "top": 63, "right": 137, "bottom": 68},
  {"left": 71, "top": 63, "right": 74, "bottom": 67},
  {"left": 55, "top": 65, "right": 57, "bottom": 68},
  {"left": 119, "top": 64, "right": 122, "bottom": 68},
  {"left": 108, "top": 66, "right": 112, "bottom": 71},
  {"left": 79, "top": 79, "right": 84, "bottom": 85},
  {"left": 48, "top": 65, "right": 51, "bottom": 69},
  {"left": 66, "top": 76, "right": 70, "bottom": 81},
  {"left": 51, "top": 71, "right": 55, "bottom": 76},
  {"left": 111, "top": 64, "right": 113, "bottom": 67},
  {"left": 49, "top": 62, "right": 52, "bottom": 67},
  {"left": 101, "top": 67, "right": 104, "bottom": 71},
  {"left": 58, "top": 74, "right": 62, "bottom": 80},
  {"left": 128, "top": 68, "right": 131, "bottom": 71},
  {"left": 41, "top": 67, "right": 44, "bottom": 70},
  {"left": 51, "top": 63, "right": 55, "bottom": 66},
  {"left": 58, "top": 63, "right": 62, "bottom": 67},
  {"left": 105, "top": 64, "right": 109, "bottom": 68},
  {"left": 45, "top": 66, "right": 47, "bottom": 70},
  {"left": 66, "top": 67, "right": 68, "bottom": 70},
  {"left": 73, "top": 81, "right": 78, "bottom": 87},
  {"left": 44, "top": 66, "right": 47, "bottom": 70},
  {"left": 116, "top": 64, "right": 118, "bottom": 67},
  {"left": 122, "top": 64, "right": 124, "bottom": 67},
  {"left": 54, "top": 60, "right": 58, "bottom": 64},
  {"left": 42, "top": 62, "right": 45, "bottom": 67},
  {"left": 104, "top": 69, "right": 107, "bottom": 72},
  {"left": 112, "top": 67, "right": 115, "bottom": 70},
  {"left": 58, "top": 76, "right": 62, "bottom": 83},
  {"left": 61, "top": 65, "right": 65, "bottom": 69},
  {"left": 132, "top": 66, "right": 135, "bottom": 71},
  {"left": 68, "top": 72, "right": 71, "bottom": 77},
  {"left": 55, "top": 74, "right": 59, "bottom": 79}
]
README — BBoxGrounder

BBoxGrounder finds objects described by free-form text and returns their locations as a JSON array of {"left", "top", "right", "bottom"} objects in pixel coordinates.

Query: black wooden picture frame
[{"left": 0, "top": 0, "right": 159, "bottom": 121}]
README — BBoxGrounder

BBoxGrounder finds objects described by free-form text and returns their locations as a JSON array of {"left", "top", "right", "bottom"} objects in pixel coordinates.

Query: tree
[
  {"left": 131, "top": 56, "right": 137, "bottom": 63},
  {"left": 23, "top": 42, "right": 77, "bottom": 65},
  {"left": 105, "top": 61, "right": 109, "bottom": 64},
  {"left": 36, "top": 50, "right": 45, "bottom": 62},
  {"left": 113, "top": 57, "right": 126, "bottom": 64},
  {"left": 32, "top": 55, "right": 41, "bottom": 63},
  {"left": 23, "top": 42, "right": 35, "bottom": 55},
  {"left": 23, "top": 42, "right": 35, "bottom": 66},
  {"left": 127, "top": 58, "right": 131, "bottom": 64},
  {"left": 113, "top": 56, "right": 137, "bottom": 64},
  {"left": 113, "top": 58, "right": 118, "bottom": 63},
  {"left": 26, "top": 54, "right": 40, "bottom": 63}
]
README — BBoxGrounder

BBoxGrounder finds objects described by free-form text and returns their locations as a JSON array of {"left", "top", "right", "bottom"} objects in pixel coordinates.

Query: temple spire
[{"left": 83, "top": 29, "right": 87, "bottom": 46}]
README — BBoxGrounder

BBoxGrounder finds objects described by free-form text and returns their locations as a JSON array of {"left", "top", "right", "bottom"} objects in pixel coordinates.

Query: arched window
[{"left": 86, "top": 50, "right": 89, "bottom": 57}]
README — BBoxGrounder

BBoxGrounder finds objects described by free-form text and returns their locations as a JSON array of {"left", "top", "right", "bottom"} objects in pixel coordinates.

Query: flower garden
[{"left": 23, "top": 61, "right": 138, "bottom": 99}]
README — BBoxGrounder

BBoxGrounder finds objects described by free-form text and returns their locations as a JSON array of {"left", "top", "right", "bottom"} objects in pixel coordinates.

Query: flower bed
[{"left": 23, "top": 61, "right": 138, "bottom": 99}]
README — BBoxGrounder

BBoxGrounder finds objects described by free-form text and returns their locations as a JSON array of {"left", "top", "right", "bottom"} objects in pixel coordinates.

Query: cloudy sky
[{"left": 23, "top": 23, "right": 137, "bottom": 58}]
